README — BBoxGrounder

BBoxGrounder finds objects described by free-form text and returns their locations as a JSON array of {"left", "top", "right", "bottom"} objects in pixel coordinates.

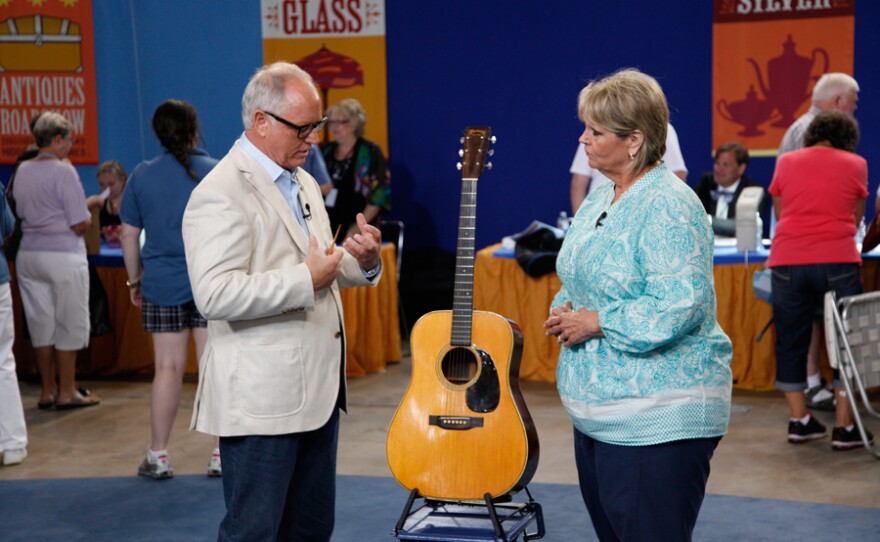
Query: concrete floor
[{"left": 2, "top": 343, "right": 879, "bottom": 509}]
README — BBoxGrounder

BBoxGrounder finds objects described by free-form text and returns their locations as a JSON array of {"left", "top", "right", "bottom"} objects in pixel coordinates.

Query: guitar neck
[
  {"left": 450, "top": 126, "right": 492, "bottom": 347},
  {"left": 451, "top": 178, "right": 478, "bottom": 346}
]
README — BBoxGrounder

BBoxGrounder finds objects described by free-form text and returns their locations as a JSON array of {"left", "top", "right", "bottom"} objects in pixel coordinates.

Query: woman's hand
[
  {"left": 544, "top": 303, "right": 603, "bottom": 347},
  {"left": 129, "top": 284, "right": 142, "bottom": 308}
]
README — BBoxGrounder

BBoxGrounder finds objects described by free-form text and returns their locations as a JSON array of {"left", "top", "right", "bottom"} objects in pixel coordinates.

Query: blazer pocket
[{"left": 234, "top": 344, "right": 306, "bottom": 418}]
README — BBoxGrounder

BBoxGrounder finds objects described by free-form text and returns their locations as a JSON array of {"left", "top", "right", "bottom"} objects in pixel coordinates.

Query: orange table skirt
[
  {"left": 473, "top": 243, "right": 880, "bottom": 389},
  {"left": 473, "top": 244, "right": 561, "bottom": 383},
  {"left": 12, "top": 243, "right": 401, "bottom": 379}
]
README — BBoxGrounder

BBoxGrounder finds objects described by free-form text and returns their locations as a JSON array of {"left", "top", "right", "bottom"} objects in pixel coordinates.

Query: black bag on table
[{"left": 514, "top": 226, "right": 564, "bottom": 278}]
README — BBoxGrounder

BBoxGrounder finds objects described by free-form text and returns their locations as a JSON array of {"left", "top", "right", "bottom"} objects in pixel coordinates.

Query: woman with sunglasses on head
[
  {"left": 321, "top": 98, "right": 391, "bottom": 240},
  {"left": 119, "top": 99, "right": 221, "bottom": 480}
]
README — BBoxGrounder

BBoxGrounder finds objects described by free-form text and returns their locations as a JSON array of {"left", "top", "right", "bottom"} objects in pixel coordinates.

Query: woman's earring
[{"left": 628, "top": 152, "right": 635, "bottom": 160}]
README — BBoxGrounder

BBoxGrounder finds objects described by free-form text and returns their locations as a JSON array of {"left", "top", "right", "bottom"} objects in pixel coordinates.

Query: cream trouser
[{"left": 0, "top": 282, "right": 27, "bottom": 452}]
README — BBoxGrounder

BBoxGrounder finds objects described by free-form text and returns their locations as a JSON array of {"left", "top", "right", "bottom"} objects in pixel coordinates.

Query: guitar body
[{"left": 386, "top": 309, "right": 539, "bottom": 500}]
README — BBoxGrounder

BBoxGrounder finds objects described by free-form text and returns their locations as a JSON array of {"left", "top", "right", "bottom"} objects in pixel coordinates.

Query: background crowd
[{"left": 0, "top": 61, "right": 872, "bottom": 541}]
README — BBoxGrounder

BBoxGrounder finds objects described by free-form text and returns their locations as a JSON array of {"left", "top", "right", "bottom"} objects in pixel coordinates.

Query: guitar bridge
[{"left": 429, "top": 415, "right": 484, "bottom": 431}]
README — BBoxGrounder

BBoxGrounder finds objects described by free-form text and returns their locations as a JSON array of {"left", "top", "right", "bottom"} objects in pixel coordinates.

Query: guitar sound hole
[{"left": 441, "top": 347, "right": 478, "bottom": 385}]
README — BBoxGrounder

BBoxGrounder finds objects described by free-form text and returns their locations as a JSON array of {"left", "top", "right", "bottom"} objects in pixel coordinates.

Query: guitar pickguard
[{"left": 466, "top": 348, "right": 500, "bottom": 413}]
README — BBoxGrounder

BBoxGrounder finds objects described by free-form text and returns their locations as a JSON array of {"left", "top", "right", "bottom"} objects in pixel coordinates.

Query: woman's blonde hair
[
  {"left": 577, "top": 68, "right": 668, "bottom": 175},
  {"left": 326, "top": 98, "right": 367, "bottom": 138},
  {"left": 96, "top": 160, "right": 128, "bottom": 183}
]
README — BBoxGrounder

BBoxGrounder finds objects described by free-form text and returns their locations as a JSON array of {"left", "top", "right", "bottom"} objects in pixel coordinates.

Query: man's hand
[
  {"left": 306, "top": 234, "right": 343, "bottom": 290},
  {"left": 342, "top": 213, "right": 381, "bottom": 271}
]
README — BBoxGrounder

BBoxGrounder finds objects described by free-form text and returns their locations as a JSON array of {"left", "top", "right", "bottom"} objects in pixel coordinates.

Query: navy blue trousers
[
  {"left": 217, "top": 409, "right": 340, "bottom": 542},
  {"left": 574, "top": 429, "right": 720, "bottom": 542},
  {"left": 771, "top": 262, "right": 862, "bottom": 391}
]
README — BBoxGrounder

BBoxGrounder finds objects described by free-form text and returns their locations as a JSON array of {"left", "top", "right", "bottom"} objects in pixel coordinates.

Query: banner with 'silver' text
[{"left": 713, "top": 0, "right": 855, "bottom": 157}]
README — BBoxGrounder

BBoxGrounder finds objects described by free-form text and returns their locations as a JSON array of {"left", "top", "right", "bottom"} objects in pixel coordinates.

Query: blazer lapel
[{"left": 230, "top": 143, "right": 310, "bottom": 254}]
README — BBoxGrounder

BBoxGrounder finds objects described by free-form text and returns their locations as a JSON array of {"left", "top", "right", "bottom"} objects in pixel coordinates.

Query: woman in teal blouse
[{"left": 544, "top": 69, "right": 732, "bottom": 542}]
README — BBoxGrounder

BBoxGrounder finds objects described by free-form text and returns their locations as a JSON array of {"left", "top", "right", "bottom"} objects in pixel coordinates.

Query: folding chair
[{"left": 823, "top": 291, "right": 880, "bottom": 458}]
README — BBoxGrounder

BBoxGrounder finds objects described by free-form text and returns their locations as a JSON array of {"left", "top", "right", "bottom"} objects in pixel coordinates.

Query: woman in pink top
[{"left": 768, "top": 111, "right": 869, "bottom": 450}]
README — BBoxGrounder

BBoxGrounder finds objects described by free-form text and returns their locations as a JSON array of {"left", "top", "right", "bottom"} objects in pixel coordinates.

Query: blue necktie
[{"left": 279, "top": 171, "right": 310, "bottom": 235}]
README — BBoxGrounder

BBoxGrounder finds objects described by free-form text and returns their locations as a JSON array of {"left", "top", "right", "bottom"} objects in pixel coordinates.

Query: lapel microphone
[{"left": 303, "top": 203, "right": 312, "bottom": 220}]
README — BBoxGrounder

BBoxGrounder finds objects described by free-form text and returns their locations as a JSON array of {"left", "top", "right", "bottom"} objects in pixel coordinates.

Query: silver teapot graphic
[
  {"left": 747, "top": 34, "right": 828, "bottom": 128},
  {"left": 717, "top": 85, "right": 775, "bottom": 137}
]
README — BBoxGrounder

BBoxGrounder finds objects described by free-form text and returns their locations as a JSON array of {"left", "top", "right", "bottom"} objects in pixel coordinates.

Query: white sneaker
[
  {"left": 2, "top": 448, "right": 27, "bottom": 466},
  {"left": 138, "top": 450, "right": 173, "bottom": 479},
  {"left": 207, "top": 448, "right": 222, "bottom": 477},
  {"left": 805, "top": 384, "right": 836, "bottom": 411}
]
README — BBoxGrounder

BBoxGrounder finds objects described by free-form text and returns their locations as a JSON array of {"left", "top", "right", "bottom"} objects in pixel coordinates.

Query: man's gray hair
[
  {"left": 812, "top": 72, "right": 859, "bottom": 102},
  {"left": 241, "top": 62, "right": 315, "bottom": 129}
]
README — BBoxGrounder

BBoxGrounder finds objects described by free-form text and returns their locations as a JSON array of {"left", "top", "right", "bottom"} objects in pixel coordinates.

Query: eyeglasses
[
  {"left": 264, "top": 111, "right": 327, "bottom": 140},
  {"left": 326, "top": 119, "right": 350, "bottom": 126}
]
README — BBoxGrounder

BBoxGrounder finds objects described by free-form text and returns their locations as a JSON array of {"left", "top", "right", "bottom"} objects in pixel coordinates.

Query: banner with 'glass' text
[
  {"left": 260, "top": 0, "right": 388, "bottom": 157},
  {"left": 713, "top": 0, "right": 855, "bottom": 156},
  {"left": 0, "top": 0, "right": 98, "bottom": 164}
]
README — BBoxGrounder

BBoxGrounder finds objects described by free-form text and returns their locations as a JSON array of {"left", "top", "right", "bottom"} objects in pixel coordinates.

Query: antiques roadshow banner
[
  {"left": 260, "top": 0, "right": 388, "bottom": 156},
  {"left": 0, "top": 0, "right": 98, "bottom": 164},
  {"left": 713, "top": 0, "right": 855, "bottom": 157}
]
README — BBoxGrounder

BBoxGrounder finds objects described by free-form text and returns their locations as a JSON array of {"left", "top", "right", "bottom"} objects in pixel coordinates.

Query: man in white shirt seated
[
  {"left": 694, "top": 141, "right": 767, "bottom": 238},
  {"left": 569, "top": 123, "right": 687, "bottom": 214}
]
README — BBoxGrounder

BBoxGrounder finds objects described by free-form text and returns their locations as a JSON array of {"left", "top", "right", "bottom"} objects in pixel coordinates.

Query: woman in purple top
[{"left": 13, "top": 112, "right": 100, "bottom": 410}]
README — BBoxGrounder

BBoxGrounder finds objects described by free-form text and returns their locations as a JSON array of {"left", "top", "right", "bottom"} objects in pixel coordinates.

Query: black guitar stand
[{"left": 391, "top": 487, "right": 545, "bottom": 541}]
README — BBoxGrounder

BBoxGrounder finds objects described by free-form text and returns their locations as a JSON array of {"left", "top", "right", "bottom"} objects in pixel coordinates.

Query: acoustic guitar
[{"left": 386, "top": 127, "right": 539, "bottom": 501}]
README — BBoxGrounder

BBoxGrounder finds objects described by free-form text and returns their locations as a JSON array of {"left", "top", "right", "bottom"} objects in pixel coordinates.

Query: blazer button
[{"left": 334, "top": 331, "right": 341, "bottom": 339}]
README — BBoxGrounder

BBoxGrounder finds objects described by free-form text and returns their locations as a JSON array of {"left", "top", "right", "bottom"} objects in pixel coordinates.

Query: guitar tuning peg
[
  {"left": 487, "top": 149, "right": 494, "bottom": 156},
  {"left": 458, "top": 149, "right": 464, "bottom": 157},
  {"left": 460, "top": 137, "right": 465, "bottom": 144},
  {"left": 486, "top": 162, "right": 493, "bottom": 170},
  {"left": 490, "top": 136, "right": 497, "bottom": 144},
  {"left": 456, "top": 162, "right": 462, "bottom": 171}
]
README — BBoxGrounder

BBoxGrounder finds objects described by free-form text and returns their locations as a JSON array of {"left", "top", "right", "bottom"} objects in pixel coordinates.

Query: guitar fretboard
[{"left": 451, "top": 178, "right": 478, "bottom": 346}]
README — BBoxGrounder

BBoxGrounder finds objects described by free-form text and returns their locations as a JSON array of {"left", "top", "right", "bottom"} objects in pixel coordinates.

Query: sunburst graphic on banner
[
  {"left": 264, "top": 3, "right": 279, "bottom": 30},
  {"left": 28, "top": 0, "right": 47, "bottom": 7},
  {"left": 61, "top": 0, "right": 79, "bottom": 7},
  {"left": 365, "top": 2, "right": 382, "bottom": 28},
  {"left": 0, "top": 0, "right": 11, "bottom": 8}
]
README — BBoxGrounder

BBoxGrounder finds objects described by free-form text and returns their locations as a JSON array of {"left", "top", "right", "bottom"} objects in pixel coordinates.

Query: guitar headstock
[{"left": 458, "top": 126, "right": 494, "bottom": 181}]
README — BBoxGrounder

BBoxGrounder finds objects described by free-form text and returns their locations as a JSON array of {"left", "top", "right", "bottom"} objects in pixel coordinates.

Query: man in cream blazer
[{"left": 182, "top": 62, "right": 381, "bottom": 541}]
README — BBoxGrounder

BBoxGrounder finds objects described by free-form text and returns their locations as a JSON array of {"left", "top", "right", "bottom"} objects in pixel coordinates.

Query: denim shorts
[
  {"left": 141, "top": 300, "right": 207, "bottom": 333},
  {"left": 771, "top": 263, "right": 862, "bottom": 391}
]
